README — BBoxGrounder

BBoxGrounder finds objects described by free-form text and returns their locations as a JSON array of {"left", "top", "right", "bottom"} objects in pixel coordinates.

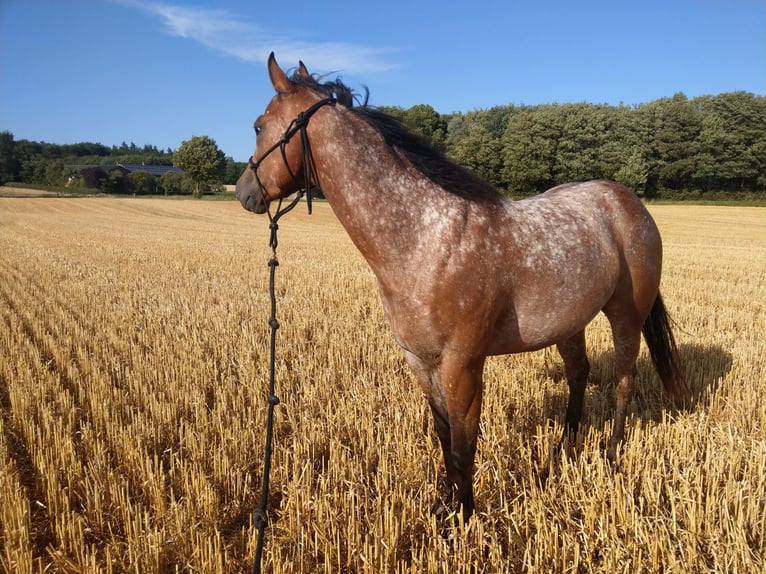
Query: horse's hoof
[{"left": 430, "top": 499, "right": 451, "bottom": 522}]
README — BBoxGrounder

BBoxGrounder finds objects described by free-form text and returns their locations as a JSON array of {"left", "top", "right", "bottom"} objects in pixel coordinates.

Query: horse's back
[
  {"left": 507, "top": 179, "right": 658, "bottom": 255},
  {"left": 537, "top": 180, "right": 648, "bottom": 215},
  {"left": 526, "top": 180, "right": 660, "bottom": 253}
]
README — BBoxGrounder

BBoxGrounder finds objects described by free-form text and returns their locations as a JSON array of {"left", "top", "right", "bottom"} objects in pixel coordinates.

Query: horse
[{"left": 236, "top": 53, "right": 687, "bottom": 520}]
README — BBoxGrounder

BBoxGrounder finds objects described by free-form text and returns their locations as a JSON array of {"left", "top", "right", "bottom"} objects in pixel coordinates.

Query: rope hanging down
[
  {"left": 250, "top": 97, "right": 336, "bottom": 574},
  {"left": 250, "top": 216, "right": 282, "bottom": 574}
]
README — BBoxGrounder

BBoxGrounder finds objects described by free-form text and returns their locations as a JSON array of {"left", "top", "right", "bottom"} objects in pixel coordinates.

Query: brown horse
[{"left": 236, "top": 53, "right": 687, "bottom": 520}]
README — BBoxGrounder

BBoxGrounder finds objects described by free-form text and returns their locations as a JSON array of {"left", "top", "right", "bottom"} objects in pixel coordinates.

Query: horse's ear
[
  {"left": 267, "top": 52, "right": 294, "bottom": 93},
  {"left": 297, "top": 61, "right": 310, "bottom": 79}
]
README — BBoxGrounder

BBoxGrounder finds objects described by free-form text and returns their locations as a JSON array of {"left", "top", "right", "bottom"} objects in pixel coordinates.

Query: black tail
[{"left": 642, "top": 293, "right": 688, "bottom": 405}]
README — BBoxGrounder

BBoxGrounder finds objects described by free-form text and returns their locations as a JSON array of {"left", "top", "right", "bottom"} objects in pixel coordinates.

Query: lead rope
[
  {"left": 251, "top": 198, "right": 299, "bottom": 574},
  {"left": 250, "top": 97, "right": 336, "bottom": 574},
  {"left": 251, "top": 211, "right": 283, "bottom": 574}
]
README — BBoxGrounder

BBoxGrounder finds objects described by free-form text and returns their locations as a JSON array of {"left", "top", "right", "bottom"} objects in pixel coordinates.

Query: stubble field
[{"left": 0, "top": 197, "right": 764, "bottom": 573}]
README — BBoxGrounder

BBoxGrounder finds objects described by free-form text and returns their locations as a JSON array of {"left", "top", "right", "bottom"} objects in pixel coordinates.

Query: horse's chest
[
  {"left": 375, "top": 261, "right": 494, "bottom": 359},
  {"left": 377, "top": 286, "right": 442, "bottom": 354}
]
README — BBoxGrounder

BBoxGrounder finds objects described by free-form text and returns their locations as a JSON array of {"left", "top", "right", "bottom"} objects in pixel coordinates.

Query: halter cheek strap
[{"left": 248, "top": 97, "right": 337, "bottom": 228}]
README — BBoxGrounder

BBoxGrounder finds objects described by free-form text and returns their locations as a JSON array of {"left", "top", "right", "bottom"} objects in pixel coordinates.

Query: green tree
[
  {"left": 447, "top": 116, "right": 505, "bottom": 190},
  {"left": 502, "top": 106, "right": 562, "bottom": 195},
  {"left": 694, "top": 92, "right": 766, "bottom": 192},
  {"left": 376, "top": 105, "right": 407, "bottom": 124},
  {"left": 17, "top": 156, "right": 66, "bottom": 186},
  {"left": 446, "top": 108, "right": 514, "bottom": 191},
  {"left": 173, "top": 135, "right": 226, "bottom": 198},
  {"left": 403, "top": 104, "right": 448, "bottom": 151},
  {"left": 159, "top": 171, "right": 184, "bottom": 195},
  {"left": 19, "top": 156, "right": 48, "bottom": 185},
  {"left": 600, "top": 105, "right": 653, "bottom": 194},
  {"left": 554, "top": 103, "right": 611, "bottom": 183},
  {"left": 223, "top": 157, "right": 248, "bottom": 185},
  {"left": 614, "top": 150, "right": 651, "bottom": 193},
  {"left": 101, "top": 170, "right": 127, "bottom": 194},
  {"left": 0, "top": 131, "right": 19, "bottom": 184},
  {"left": 642, "top": 93, "right": 702, "bottom": 197},
  {"left": 126, "top": 170, "right": 156, "bottom": 195},
  {"left": 44, "top": 160, "right": 66, "bottom": 186}
]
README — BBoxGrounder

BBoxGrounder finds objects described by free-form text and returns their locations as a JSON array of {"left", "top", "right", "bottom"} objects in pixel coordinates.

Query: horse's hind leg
[
  {"left": 606, "top": 318, "right": 642, "bottom": 462},
  {"left": 556, "top": 330, "right": 590, "bottom": 441}
]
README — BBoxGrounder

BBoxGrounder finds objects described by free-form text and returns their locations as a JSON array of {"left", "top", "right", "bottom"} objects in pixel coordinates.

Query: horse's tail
[{"left": 642, "top": 292, "right": 688, "bottom": 405}]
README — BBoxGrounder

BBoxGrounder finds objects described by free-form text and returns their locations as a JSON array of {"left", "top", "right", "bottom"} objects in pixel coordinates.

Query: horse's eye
[{"left": 254, "top": 124, "right": 262, "bottom": 136}]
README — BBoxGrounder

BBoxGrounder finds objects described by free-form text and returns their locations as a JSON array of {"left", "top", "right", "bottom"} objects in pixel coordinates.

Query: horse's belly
[
  {"left": 487, "top": 281, "right": 613, "bottom": 355},
  {"left": 488, "top": 310, "right": 599, "bottom": 355}
]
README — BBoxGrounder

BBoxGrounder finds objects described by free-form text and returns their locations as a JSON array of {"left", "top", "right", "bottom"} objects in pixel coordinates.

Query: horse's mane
[{"left": 292, "top": 72, "right": 502, "bottom": 203}]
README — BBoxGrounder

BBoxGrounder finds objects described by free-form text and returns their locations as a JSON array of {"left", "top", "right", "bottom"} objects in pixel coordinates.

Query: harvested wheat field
[{"left": 0, "top": 197, "right": 764, "bottom": 573}]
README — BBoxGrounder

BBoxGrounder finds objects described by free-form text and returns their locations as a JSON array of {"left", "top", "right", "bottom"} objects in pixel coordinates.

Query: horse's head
[{"left": 236, "top": 53, "right": 327, "bottom": 214}]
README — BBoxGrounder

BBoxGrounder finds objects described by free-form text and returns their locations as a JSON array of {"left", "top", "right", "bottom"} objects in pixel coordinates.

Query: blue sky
[{"left": 1, "top": 0, "right": 764, "bottom": 161}]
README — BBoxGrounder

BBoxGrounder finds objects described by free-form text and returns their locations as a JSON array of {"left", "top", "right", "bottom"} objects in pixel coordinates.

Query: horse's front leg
[
  {"left": 404, "top": 351, "right": 484, "bottom": 521},
  {"left": 427, "top": 399, "right": 456, "bottom": 517},
  {"left": 436, "top": 355, "right": 485, "bottom": 520}
]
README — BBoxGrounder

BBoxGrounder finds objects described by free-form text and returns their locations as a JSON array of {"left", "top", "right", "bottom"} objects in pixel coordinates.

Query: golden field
[{"left": 0, "top": 197, "right": 764, "bottom": 573}]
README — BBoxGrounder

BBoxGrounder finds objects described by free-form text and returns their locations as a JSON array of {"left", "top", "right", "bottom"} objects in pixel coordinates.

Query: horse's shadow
[
  {"left": 670, "top": 342, "right": 733, "bottom": 411},
  {"left": 504, "top": 343, "right": 732, "bottom": 491},
  {"left": 522, "top": 342, "right": 733, "bottom": 443}
]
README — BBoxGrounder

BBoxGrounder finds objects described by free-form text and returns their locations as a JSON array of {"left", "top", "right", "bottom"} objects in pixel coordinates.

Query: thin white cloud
[{"left": 122, "top": 0, "right": 398, "bottom": 74}]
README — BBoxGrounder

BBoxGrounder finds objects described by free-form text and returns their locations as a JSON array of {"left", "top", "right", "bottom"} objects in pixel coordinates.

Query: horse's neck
[{"left": 311, "top": 109, "right": 452, "bottom": 271}]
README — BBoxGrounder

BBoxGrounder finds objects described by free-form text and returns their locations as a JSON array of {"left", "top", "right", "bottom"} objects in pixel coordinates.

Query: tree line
[
  {"left": 381, "top": 90, "right": 765, "bottom": 200},
  {"left": 1, "top": 90, "right": 763, "bottom": 200},
  {"left": 0, "top": 134, "right": 247, "bottom": 194}
]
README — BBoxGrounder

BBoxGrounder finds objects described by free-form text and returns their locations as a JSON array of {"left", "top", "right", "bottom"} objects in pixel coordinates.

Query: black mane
[{"left": 291, "top": 72, "right": 502, "bottom": 203}]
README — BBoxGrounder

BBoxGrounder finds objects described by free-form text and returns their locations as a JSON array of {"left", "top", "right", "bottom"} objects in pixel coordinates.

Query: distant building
[
  {"left": 118, "top": 163, "right": 184, "bottom": 178},
  {"left": 67, "top": 163, "right": 183, "bottom": 188}
]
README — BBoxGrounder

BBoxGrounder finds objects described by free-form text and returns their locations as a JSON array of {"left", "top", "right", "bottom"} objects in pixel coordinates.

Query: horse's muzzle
[{"left": 236, "top": 181, "right": 268, "bottom": 214}]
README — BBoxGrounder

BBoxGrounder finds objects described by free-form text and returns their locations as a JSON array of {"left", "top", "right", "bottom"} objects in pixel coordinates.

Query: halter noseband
[{"left": 247, "top": 96, "right": 336, "bottom": 224}]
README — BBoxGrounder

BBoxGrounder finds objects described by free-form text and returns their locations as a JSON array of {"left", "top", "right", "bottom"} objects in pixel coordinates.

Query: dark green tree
[
  {"left": 447, "top": 116, "right": 505, "bottom": 190},
  {"left": 445, "top": 108, "right": 513, "bottom": 191},
  {"left": 600, "top": 105, "right": 653, "bottom": 194},
  {"left": 694, "top": 92, "right": 766, "bottom": 192},
  {"left": 0, "top": 131, "right": 19, "bottom": 184},
  {"left": 642, "top": 93, "right": 702, "bottom": 197},
  {"left": 44, "top": 160, "right": 66, "bottom": 186},
  {"left": 101, "top": 170, "right": 127, "bottom": 194},
  {"left": 20, "top": 156, "right": 50, "bottom": 185},
  {"left": 223, "top": 157, "right": 248, "bottom": 185},
  {"left": 173, "top": 135, "right": 226, "bottom": 198},
  {"left": 402, "top": 104, "right": 448, "bottom": 151},
  {"left": 501, "top": 106, "right": 562, "bottom": 195},
  {"left": 554, "top": 103, "right": 611, "bottom": 183},
  {"left": 159, "top": 171, "right": 184, "bottom": 195},
  {"left": 126, "top": 170, "right": 157, "bottom": 195}
]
